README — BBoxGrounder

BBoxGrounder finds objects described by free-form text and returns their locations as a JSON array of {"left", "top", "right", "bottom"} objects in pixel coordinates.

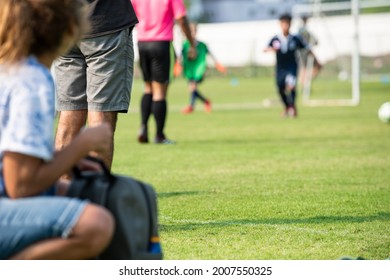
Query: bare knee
[
  {"left": 189, "top": 81, "right": 197, "bottom": 91},
  {"left": 72, "top": 204, "right": 115, "bottom": 257},
  {"left": 88, "top": 111, "right": 118, "bottom": 132}
]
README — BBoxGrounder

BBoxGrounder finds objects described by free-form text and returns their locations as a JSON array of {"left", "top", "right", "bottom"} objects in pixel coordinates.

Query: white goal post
[{"left": 293, "top": 0, "right": 361, "bottom": 107}]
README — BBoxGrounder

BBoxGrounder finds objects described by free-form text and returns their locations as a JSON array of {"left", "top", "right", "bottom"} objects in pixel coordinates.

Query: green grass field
[{"left": 112, "top": 76, "right": 390, "bottom": 260}]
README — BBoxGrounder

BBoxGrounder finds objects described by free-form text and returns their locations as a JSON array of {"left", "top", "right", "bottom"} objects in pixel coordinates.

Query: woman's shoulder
[
  {"left": 1, "top": 57, "right": 50, "bottom": 83},
  {"left": 0, "top": 57, "right": 54, "bottom": 108}
]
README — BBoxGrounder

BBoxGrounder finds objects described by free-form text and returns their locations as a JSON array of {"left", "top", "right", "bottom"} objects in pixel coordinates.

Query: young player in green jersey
[{"left": 177, "top": 23, "right": 226, "bottom": 114}]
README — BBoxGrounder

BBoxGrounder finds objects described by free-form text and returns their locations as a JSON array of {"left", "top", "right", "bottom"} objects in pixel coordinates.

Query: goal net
[{"left": 293, "top": 0, "right": 360, "bottom": 106}]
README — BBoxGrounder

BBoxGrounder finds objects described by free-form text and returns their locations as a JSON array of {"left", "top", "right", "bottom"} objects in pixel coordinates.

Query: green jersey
[{"left": 182, "top": 40, "right": 209, "bottom": 81}]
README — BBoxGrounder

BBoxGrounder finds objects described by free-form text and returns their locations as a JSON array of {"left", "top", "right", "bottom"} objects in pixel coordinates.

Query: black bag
[{"left": 67, "top": 159, "right": 162, "bottom": 260}]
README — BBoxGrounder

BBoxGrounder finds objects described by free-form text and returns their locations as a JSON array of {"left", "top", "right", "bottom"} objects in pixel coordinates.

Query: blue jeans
[{"left": 0, "top": 196, "right": 86, "bottom": 259}]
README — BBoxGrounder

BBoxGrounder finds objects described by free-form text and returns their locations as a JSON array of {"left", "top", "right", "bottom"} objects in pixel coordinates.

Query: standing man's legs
[
  {"left": 151, "top": 81, "right": 169, "bottom": 143},
  {"left": 55, "top": 110, "right": 117, "bottom": 169},
  {"left": 88, "top": 111, "right": 117, "bottom": 168},
  {"left": 55, "top": 110, "right": 87, "bottom": 152},
  {"left": 138, "top": 83, "right": 152, "bottom": 143},
  {"left": 54, "top": 46, "right": 89, "bottom": 170},
  {"left": 138, "top": 82, "right": 169, "bottom": 143},
  {"left": 55, "top": 110, "right": 87, "bottom": 178},
  {"left": 137, "top": 41, "right": 173, "bottom": 144},
  {"left": 54, "top": 27, "right": 134, "bottom": 166}
]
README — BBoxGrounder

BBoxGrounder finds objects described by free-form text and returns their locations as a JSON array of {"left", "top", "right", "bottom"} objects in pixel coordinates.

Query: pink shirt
[{"left": 132, "top": 0, "right": 186, "bottom": 41}]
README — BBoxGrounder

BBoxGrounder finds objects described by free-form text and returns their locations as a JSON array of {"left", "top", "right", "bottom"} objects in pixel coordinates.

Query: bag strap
[
  {"left": 72, "top": 156, "right": 114, "bottom": 180},
  {"left": 84, "top": 156, "right": 112, "bottom": 177},
  {"left": 68, "top": 156, "right": 113, "bottom": 200}
]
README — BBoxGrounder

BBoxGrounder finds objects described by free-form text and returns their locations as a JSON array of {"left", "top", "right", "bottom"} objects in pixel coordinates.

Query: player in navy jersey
[{"left": 265, "top": 14, "right": 319, "bottom": 118}]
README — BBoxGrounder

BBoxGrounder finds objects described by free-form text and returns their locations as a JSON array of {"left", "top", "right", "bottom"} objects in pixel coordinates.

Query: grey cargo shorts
[{"left": 54, "top": 27, "right": 134, "bottom": 112}]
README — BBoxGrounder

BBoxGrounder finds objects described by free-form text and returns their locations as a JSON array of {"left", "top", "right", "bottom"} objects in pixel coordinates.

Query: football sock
[
  {"left": 190, "top": 90, "right": 197, "bottom": 107},
  {"left": 152, "top": 100, "right": 167, "bottom": 138},
  {"left": 278, "top": 89, "right": 289, "bottom": 108},
  {"left": 290, "top": 89, "right": 296, "bottom": 106},
  {"left": 195, "top": 90, "right": 207, "bottom": 103},
  {"left": 141, "top": 93, "right": 153, "bottom": 126}
]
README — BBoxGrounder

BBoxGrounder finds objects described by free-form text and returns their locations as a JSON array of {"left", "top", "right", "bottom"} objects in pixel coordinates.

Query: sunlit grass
[{"left": 112, "top": 77, "right": 390, "bottom": 259}]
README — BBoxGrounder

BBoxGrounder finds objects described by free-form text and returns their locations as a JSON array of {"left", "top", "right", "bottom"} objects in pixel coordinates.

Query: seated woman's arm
[{"left": 3, "top": 124, "right": 111, "bottom": 198}]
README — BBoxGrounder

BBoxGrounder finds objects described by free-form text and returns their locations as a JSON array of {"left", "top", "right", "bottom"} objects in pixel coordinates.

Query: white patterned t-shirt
[{"left": 0, "top": 56, "right": 55, "bottom": 196}]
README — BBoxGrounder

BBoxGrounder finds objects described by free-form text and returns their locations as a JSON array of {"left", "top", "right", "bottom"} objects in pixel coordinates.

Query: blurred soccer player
[
  {"left": 298, "top": 15, "right": 322, "bottom": 84},
  {"left": 132, "top": 0, "right": 196, "bottom": 144},
  {"left": 265, "top": 13, "right": 319, "bottom": 118},
  {"left": 177, "top": 23, "right": 226, "bottom": 114}
]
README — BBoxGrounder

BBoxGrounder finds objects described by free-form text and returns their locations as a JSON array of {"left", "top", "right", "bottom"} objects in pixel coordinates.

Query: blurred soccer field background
[{"left": 111, "top": 75, "right": 390, "bottom": 260}]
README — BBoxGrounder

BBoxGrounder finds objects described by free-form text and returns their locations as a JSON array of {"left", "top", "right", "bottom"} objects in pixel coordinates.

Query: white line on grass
[{"left": 128, "top": 101, "right": 280, "bottom": 113}]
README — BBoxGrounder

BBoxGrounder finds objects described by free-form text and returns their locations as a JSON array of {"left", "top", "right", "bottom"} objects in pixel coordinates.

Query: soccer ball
[{"left": 378, "top": 102, "right": 390, "bottom": 123}]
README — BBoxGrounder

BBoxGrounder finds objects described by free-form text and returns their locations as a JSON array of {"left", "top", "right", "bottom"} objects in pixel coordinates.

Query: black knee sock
[
  {"left": 141, "top": 94, "right": 153, "bottom": 126},
  {"left": 190, "top": 91, "right": 197, "bottom": 107},
  {"left": 152, "top": 100, "right": 167, "bottom": 138},
  {"left": 290, "top": 89, "right": 296, "bottom": 107},
  {"left": 194, "top": 90, "right": 207, "bottom": 103},
  {"left": 278, "top": 89, "right": 289, "bottom": 108}
]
